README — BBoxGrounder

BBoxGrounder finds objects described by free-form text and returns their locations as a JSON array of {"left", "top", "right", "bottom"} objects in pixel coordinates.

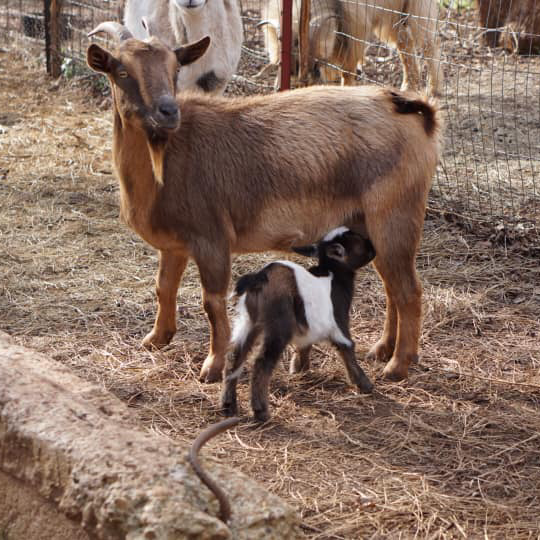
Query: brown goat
[
  {"left": 478, "top": 0, "right": 540, "bottom": 53},
  {"left": 86, "top": 22, "right": 442, "bottom": 384}
]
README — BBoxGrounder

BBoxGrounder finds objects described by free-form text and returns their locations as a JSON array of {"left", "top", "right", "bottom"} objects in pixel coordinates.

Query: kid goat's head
[
  {"left": 86, "top": 22, "right": 210, "bottom": 139},
  {"left": 293, "top": 227, "right": 376, "bottom": 272}
]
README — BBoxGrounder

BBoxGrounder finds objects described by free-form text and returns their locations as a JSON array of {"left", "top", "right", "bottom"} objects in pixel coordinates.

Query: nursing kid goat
[{"left": 86, "top": 22, "right": 442, "bottom": 384}]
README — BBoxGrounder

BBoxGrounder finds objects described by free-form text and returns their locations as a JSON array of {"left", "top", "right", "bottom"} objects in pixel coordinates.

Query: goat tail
[
  {"left": 389, "top": 90, "right": 439, "bottom": 137},
  {"left": 234, "top": 270, "right": 269, "bottom": 297}
]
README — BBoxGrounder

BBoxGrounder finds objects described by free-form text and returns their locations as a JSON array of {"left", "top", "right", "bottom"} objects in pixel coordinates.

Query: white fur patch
[
  {"left": 323, "top": 226, "right": 350, "bottom": 242},
  {"left": 230, "top": 293, "right": 252, "bottom": 347},
  {"left": 276, "top": 261, "right": 352, "bottom": 348}
]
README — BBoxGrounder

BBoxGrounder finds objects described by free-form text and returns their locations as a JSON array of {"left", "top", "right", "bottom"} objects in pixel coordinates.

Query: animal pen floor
[{"left": 1, "top": 45, "right": 540, "bottom": 539}]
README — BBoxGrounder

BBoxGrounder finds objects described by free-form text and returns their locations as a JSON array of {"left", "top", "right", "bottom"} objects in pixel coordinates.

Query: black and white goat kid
[{"left": 221, "top": 227, "right": 376, "bottom": 422}]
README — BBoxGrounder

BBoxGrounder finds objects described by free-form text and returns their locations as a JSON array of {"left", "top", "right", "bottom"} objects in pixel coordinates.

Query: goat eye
[{"left": 118, "top": 70, "right": 129, "bottom": 79}]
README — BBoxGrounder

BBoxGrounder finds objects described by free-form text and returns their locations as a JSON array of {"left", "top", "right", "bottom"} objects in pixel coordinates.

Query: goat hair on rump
[
  {"left": 222, "top": 227, "right": 376, "bottom": 422},
  {"left": 86, "top": 24, "right": 442, "bottom": 387}
]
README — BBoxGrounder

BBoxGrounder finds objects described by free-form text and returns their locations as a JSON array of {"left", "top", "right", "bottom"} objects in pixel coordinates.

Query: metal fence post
[{"left": 279, "top": 0, "right": 293, "bottom": 91}]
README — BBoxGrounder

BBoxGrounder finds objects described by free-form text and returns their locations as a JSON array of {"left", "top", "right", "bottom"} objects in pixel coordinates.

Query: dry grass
[{"left": 1, "top": 43, "right": 540, "bottom": 539}]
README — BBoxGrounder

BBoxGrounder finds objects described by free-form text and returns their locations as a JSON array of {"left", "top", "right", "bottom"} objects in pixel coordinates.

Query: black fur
[
  {"left": 389, "top": 90, "right": 436, "bottom": 135},
  {"left": 196, "top": 70, "right": 223, "bottom": 93}
]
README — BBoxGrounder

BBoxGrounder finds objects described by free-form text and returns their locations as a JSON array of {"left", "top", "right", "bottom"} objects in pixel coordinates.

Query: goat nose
[{"left": 158, "top": 100, "right": 178, "bottom": 118}]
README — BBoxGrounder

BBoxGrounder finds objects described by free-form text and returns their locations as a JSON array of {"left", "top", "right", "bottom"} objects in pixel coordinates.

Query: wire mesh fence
[{"left": 1, "top": 0, "right": 539, "bottom": 243}]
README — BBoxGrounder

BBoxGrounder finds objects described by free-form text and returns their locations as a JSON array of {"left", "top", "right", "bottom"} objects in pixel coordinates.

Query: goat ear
[
  {"left": 175, "top": 36, "right": 211, "bottom": 66},
  {"left": 326, "top": 243, "right": 346, "bottom": 261},
  {"left": 292, "top": 244, "right": 318, "bottom": 258},
  {"left": 87, "top": 44, "right": 114, "bottom": 74}
]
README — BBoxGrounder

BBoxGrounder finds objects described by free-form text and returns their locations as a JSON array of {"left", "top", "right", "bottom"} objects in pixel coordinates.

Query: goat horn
[
  {"left": 88, "top": 22, "right": 133, "bottom": 41},
  {"left": 257, "top": 19, "right": 279, "bottom": 30},
  {"left": 141, "top": 16, "right": 151, "bottom": 37}
]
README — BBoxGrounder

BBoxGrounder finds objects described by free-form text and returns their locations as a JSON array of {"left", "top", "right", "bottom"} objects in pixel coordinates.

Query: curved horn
[
  {"left": 257, "top": 19, "right": 280, "bottom": 30},
  {"left": 141, "top": 16, "right": 151, "bottom": 37},
  {"left": 88, "top": 21, "right": 133, "bottom": 41}
]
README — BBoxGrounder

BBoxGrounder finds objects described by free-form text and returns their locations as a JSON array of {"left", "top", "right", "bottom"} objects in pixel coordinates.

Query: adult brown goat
[{"left": 86, "top": 22, "right": 442, "bottom": 383}]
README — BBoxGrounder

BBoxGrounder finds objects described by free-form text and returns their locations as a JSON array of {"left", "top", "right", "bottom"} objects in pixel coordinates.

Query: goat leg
[
  {"left": 366, "top": 282, "right": 397, "bottom": 363},
  {"left": 251, "top": 329, "right": 292, "bottom": 422},
  {"left": 142, "top": 250, "right": 187, "bottom": 349},
  {"left": 396, "top": 26, "right": 421, "bottom": 92},
  {"left": 221, "top": 327, "right": 260, "bottom": 416},
  {"left": 334, "top": 342, "right": 373, "bottom": 393},
  {"left": 289, "top": 345, "right": 312, "bottom": 374}
]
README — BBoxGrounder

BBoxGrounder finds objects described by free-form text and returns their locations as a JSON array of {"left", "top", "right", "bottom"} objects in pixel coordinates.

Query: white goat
[{"left": 124, "top": 0, "right": 243, "bottom": 94}]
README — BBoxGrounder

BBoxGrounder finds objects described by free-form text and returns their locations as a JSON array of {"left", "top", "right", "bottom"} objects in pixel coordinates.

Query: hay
[{"left": 1, "top": 43, "right": 540, "bottom": 538}]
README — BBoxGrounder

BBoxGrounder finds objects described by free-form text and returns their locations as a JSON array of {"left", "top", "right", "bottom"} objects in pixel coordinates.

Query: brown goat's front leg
[
  {"left": 195, "top": 246, "right": 231, "bottom": 383},
  {"left": 142, "top": 250, "right": 188, "bottom": 349}
]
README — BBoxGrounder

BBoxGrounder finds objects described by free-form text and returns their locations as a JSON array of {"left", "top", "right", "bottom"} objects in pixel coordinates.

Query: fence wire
[{"left": 0, "top": 0, "right": 538, "bottom": 242}]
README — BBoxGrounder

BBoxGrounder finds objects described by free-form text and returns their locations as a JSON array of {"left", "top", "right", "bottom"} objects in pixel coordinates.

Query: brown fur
[
  {"left": 86, "top": 33, "right": 442, "bottom": 383},
  {"left": 261, "top": 0, "right": 443, "bottom": 95},
  {"left": 478, "top": 0, "right": 540, "bottom": 52}
]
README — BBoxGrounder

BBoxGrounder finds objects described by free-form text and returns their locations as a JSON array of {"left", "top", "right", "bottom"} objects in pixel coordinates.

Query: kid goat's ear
[
  {"left": 175, "top": 36, "right": 211, "bottom": 66},
  {"left": 292, "top": 244, "right": 319, "bottom": 258},
  {"left": 87, "top": 44, "right": 114, "bottom": 74},
  {"left": 326, "top": 243, "right": 346, "bottom": 261}
]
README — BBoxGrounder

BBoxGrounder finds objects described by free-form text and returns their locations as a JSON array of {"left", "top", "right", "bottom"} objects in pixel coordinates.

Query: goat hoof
[
  {"left": 382, "top": 357, "right": 410, "bottom": 381},
  {"left": 199, "top": 355, "right": 224, "bottom": 383},
  {"left": 366, "top": 339, "right": 394, "bottom": 363},
  {"left": 222, "top": 401, "right": 238, "bottom": 417},
  {"left": 253, "top": 410, "right": 270, "bottom": 423},
  {"left": 142, "top": 328, "right": 175, "bottom": 349},
  {"left": 356, "top": 375, "right": 374, "bottom": 394}
]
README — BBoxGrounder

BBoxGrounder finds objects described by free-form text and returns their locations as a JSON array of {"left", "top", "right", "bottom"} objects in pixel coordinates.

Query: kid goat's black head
[
  {"left": 86, "top": 22, "right": 210, "bottom": 140},
  {"left": 293, "top": 226, "right": 376, "bottom": 272}
]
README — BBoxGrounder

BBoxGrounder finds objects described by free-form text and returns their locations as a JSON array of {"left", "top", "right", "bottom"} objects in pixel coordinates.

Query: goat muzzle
[{"left": 154, "top": 97, "right": 180, "bottom": 131}]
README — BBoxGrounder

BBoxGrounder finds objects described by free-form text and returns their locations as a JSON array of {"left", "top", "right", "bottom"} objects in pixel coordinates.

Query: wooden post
[
  {"left": 49, "top": 0, "right": 64, "bottom": 77},
  {"left": 298, "top": 0, "right": 311, "bottom": 86},
  {"left": 44, "top": 0, "right": 52, "bottom": 74},
  {"left": 279, "top": 0, "right": 293, "bottom": 91}
]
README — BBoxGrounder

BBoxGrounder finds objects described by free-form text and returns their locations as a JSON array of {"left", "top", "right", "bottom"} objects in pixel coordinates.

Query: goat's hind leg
[
  {"left": 366, "top": 281, "right": 397, "bottom": 363},
  {"left": 370, "top": 241, "right": 422, "bottom": 381},
  {"left": 251, "top": 321, "right": 293, "bottom": 423},
  {"left": 366, "top": 198, "right": 425, "bottom": 380},
  {"left": 221, "top": 327, "right": 260, "bottom": 417}
]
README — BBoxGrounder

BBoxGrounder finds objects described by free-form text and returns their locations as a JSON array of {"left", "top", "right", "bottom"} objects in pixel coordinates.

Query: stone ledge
[{"left": 0, "top": 333, "right": 300, "bottom": 539}]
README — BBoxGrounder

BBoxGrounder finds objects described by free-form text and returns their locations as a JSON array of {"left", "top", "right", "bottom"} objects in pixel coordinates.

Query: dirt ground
[{"left": 1, "top": 40, "right": 540, "bottom": 539}]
